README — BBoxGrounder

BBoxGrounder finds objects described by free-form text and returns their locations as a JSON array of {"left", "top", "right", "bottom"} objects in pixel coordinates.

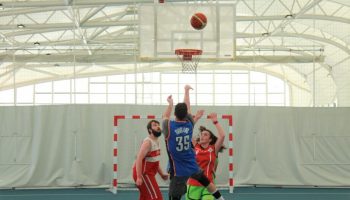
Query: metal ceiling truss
[{"left": 0, "top": 0, "right": 349, "bottom": 91}]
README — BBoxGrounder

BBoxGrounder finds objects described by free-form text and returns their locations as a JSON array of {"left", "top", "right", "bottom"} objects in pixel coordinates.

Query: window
[{"left": 0, "top": 70, "right": 290, "bottom": 106}]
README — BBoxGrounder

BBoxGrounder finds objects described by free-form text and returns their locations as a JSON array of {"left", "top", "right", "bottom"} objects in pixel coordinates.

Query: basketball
[{"left": 191, "top": 13, "right": 207, "bottom": 30}]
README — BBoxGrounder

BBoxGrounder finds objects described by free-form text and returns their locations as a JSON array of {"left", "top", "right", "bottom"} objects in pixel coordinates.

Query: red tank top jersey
[
  {"left": 187, "top": 144, "right": 217, "bottom": 186},
  {"left": 133, "top": 137, "right": 161, "bottom": 176}
]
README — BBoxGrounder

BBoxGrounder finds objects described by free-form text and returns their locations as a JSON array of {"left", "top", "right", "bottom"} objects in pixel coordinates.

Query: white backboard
[{"left": 139, "top": 3, "right": 235, "bottom": 61}]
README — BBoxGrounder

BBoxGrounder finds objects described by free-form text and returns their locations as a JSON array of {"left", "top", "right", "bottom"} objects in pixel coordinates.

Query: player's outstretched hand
[
  {"left": 194, "top": 109, "right": 205, "bottom": 122},
  {"left": 167, "top": 95, "right": 173, "bottom": 104},
  {"left": 208, "top": 112, "right": 218, "bottom": 122},
  {"left": 184, "top": 85, "right": 193, "bottom": 91}
]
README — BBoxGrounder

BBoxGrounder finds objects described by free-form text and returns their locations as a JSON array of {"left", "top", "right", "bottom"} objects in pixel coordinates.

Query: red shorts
[{"left": 132, "top": 167, "right": 163, "bottom": 200}]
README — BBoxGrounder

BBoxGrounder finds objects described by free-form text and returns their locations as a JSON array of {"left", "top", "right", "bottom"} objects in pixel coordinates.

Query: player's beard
[{"left": 152, "top": 129, "right": 162, "bottom": 137}]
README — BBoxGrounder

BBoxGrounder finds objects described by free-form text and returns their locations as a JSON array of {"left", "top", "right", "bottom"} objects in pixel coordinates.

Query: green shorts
[{"left": 186, "top": 185, "right": 214, "bottom": 200}]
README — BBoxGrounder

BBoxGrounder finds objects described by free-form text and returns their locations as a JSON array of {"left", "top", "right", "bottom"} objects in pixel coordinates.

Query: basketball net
[{"left": 175, "top": 49, "right": 202, "bottom": 74}]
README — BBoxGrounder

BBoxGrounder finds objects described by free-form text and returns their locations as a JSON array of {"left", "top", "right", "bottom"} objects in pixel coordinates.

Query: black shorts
[{"left": 169, "top": 176, "right": 189, "bottom": 197}]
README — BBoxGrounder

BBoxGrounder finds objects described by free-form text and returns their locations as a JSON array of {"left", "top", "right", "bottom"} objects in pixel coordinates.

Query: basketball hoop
[{"left": 175, "top": 49, "right": 202, "bottom": 73}]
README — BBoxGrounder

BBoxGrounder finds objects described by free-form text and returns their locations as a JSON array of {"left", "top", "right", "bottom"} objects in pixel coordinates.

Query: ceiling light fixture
[
  {"left": 285, "top": 14, "right": 295, "bottom": 19},
  {"left": 17, "top": 24, "right": 25, "bottom": 28},
  {"left": 34, "top": 42, "right": 40, "bottom": 46}
]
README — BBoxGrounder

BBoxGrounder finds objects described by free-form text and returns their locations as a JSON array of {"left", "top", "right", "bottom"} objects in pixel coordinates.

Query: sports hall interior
[{"left": 0, "top": 0, "right": 349, "bottom": 199}]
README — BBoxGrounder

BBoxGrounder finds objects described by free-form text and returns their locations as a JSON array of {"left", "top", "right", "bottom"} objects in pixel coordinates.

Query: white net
[{"left": 175, "top": 49, "right": 202, "bottom": 74}]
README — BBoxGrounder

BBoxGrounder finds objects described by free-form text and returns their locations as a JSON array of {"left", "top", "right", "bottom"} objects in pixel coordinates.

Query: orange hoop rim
[{"left": 175, "top": 49, "right": 203, "bottom": 56}]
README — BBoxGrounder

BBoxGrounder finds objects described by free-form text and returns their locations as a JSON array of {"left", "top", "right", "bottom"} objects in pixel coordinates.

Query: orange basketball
[{"left": 191, "top": 13, "right": 207, "bottom": 30}]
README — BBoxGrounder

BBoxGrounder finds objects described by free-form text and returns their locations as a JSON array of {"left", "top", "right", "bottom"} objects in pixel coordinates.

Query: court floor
[{"left": 0, "top": 187, "right": 349, "bottom": 200}]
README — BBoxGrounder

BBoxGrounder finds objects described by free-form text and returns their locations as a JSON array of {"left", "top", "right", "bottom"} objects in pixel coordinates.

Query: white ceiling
[{"left": 0, "top": 0, "right": 349, "bottom": 105}]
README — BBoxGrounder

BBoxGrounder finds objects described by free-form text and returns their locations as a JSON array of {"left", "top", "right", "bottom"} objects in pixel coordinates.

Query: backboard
[{"left": 139, "top": 3, "right": 235, "bottom": 62}]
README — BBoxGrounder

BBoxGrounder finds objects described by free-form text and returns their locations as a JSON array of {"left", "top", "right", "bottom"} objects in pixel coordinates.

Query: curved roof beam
[
  {"left": 236, "top": 32, "right": 350, "bottom": 55},
  {"left": 0, "top": 0, "right": 154, "bottom": 8},
  {"left": 236, "top": 15, "right": 350, "bottom": 25},
  {"left": 0, "top": 21, "right": 136, "bottom": 32},
  {"left": 247, "top": 0, "right": 323, "bottom": 47}
]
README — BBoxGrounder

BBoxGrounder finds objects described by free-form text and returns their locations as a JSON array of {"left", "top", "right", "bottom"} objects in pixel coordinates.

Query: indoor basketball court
[{"left": 1, "top": 0, "right": 350, "bottom": 200}]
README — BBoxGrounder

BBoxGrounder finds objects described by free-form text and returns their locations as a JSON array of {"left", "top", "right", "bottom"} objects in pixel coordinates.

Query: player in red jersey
[
  {"left": 132, "top": 120, "right": 169, "bottom": 200},
  {"left": 186, "top": 112, "right": 226, "bottom": 200}
]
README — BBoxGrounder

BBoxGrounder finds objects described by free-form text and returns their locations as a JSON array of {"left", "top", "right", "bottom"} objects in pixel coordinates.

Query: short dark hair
[
  {"left": 147, "top": 120, "right": 160, "bottom": 134},
  {"left": 174, "top": 103, "right": 188, "bottom": 120}
]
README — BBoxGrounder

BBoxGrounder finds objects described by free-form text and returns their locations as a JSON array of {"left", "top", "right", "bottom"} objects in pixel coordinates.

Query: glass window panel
[
  {"left": 35, "top": 94, "right": 52, "bottom": 104},
  {"left": 189, "top": 94, "right": 196, "bottom": 104},
  {"left": 161, "top": 94, "right": 179, "bottom": 104},
  {"left": 53, "top": 94, "right": 70, "bottom": 104},
  {"left": 125, "top": 74, "right": 135, "bottom": 82},
  {"left": 151, "top": 84, "right": 160, "bottom": 93},
  {"left": 250, "top": 84, "right": 266, "bottom": 93},
  {"left": 108, "top": 75, "right": 125, "bottom": 82},
  {"left": 250, "top": 71, "right": 266, "bottom": 83},
  {"left": 162, "top": 84, "right": 178, "bottom": 93},
  {"left": 54, "top": 80, "right": 70, "bottom": 93},
  {"left": 74, "top": 78, "right": 88, "bottom": 93},
  {"left": 232, "top": 73, "right": 248, "bottom": 83},
  {"left": 268, "top": 76, "right": 284, "bottom": 93},
  {"left": 0, "top": 89, "right": 14, "bottom": 103},
  {"left": 215, "top": 94, "right": 231, "bottom": 104},
  {"left": 232, "top": 84, "right": 248, "bottom": 93},
  {"left": 143, "top": 94, "right": 160, "bottom": 105},
  {"left": 161, "top": 74, "right": 178, "bottom": 83},
  {"left": 108, "top": 94, "right": 125, "bottom": 103},
  {"left": 196, "top": 94, "right": 213, "bottom": 104},
  {"left": 151, "top": 94, "right": 161, "bottom": 104},
  {"left": 125, "top": 84, "right": 135, "bottom": 93},
  {"left": 90, "top": 76, "right": 106, "bottom": 82},
  {"left": 197, "top": 74, "right": 213, "bottom": 83},
  {"left": 214, "top": 74, "right": 231, "bottom": 83},
  {"left": 90, "top": 83, "right": 106, "bottom": 93},
  {"left": 151, "top": 72, "right": 160, "bottom": 82},
  {"left": 16, "top": 86, "right": 33, "bottom": 103},
  {"left": 143, "top": 73, "right": 151, "bottom": 82},
  {"left": 90, "top": 94, "right": 106, "bottom": 103},
  {"left": 125, "top": 94, "right": 135, "bottom": 104},
  {"left": 268, "top": 94, "right": 284, "bottom": 104},
  {"left": 137, "top": 84, "right": 143, "bottom": 93},
  {"left": 251, "top": 94, "right": 266, "bottom": 104},
  {"left": 215, "top": 84, "right": 231, "bottom": 93},
  {"left": 179, "top": 74, "right": 195, "bottom": 83},
  {"left": 143, "top": 84, "right": 153, "bottom": 93},
  {"left": 197, "top": 84, "right": 213, "bottom": 93},
  {"left": 137, "top": 94, "right": 143, "bottom": 104},
  {"left": 285, "top": 89, "right": 290, "bottom": 105},
  {"left": 232, "top": 94, "right": 249, "bottom": 104},
  {"left": 75, "top": 94, "right": 88, "bottom": 104},
  {"left": 178, "top": 91, "right": 195, "bottom": 99},
  {"left": 108, "top": 84, "right": 124, "bottom": 93},
  {"left": 136, "top": 73, "right": 143, "bottom": 82},
  {"left": 143, "top": 72, "right": 160, "bottom": 83},
  {"left": 35, "top": 82, "right": 52, "bottom": 92}
]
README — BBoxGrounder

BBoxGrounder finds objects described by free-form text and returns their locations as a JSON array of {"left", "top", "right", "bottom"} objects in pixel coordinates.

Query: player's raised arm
[
  {"left": 193, "top": 109, "right": 204, "bottom": 124},
  {"left": 162, "top": 95, "right": 173, "bottom": 120},
  {"left": 208, "top": 113, "right": 226, "bottom": 155},
  {"left": 183, "top": 85, "right": 193, "bottom": 114}
]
